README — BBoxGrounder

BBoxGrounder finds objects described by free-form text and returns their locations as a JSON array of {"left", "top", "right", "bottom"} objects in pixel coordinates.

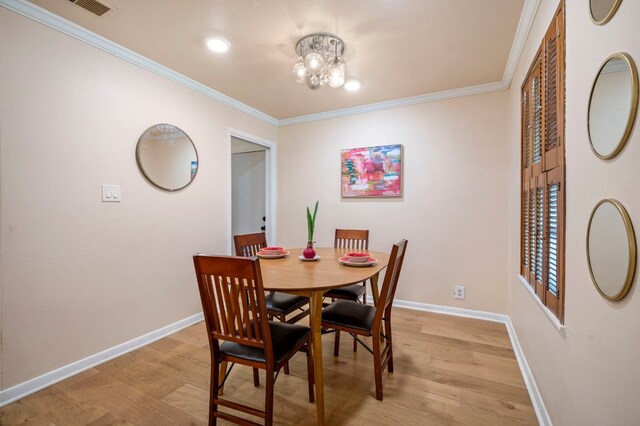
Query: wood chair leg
[
  {"left": 306, "top": 343, "right": 315, "bottom": 403},
  {"left": 363, "top": 283, "right": 367, "bottom": 305},
  {"left": 278, "top": 313, "right": 291, "bottom": 375},
  {"left": 353, "top": 284, "right": 366, "bottom": 353},
  {"left": 210, "top": 361, "right": 220, "bottom": 425},
  {"left": 253, "top": 368, "right": 260, "bottom": 387},
  {"left": 372, "top": 334, "right": 384, "bottom": 401},
  {"left": 386, "top": 316, "right": 394, "bottom": 373},
  {"left": 265, "top": 370, "right": 275, "bottom": 426},
  {"left": 333, "top": 329, "right": 341, "bottom": 356}
]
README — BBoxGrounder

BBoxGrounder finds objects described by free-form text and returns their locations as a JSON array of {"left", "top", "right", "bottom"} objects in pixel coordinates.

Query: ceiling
[{"left": 26, "top": 0, "right": 529, "bottom": 122}]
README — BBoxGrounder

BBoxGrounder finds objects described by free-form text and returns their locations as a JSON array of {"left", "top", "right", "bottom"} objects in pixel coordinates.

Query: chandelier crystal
[{"left": 292, "top": 32, "right": 346, "bottom": 90}]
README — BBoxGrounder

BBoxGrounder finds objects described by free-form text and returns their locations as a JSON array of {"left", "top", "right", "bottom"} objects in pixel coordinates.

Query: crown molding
[
  {"left": 502, "top": 0, "right": 541, "bottom": 88},
  {"left": 1, "top": 0, "right": 539, "bottom": 127},
  {"left": 278, "top": 80, "right": 508, "bottom": 126},
  {"left": 0, "top": 0, "right": 279, "bottom": 126}
]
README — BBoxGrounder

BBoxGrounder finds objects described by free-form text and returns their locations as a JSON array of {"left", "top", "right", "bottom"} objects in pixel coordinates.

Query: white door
[
  {"left": 230, "top": 134, "right": 275, "bottom": 252},
  {"left": 232, "top": 141, "right": 266, "bottom": 235}
]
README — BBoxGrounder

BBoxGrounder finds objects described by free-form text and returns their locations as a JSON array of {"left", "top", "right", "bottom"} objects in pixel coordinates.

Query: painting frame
[{"left": 341, "top": 144, "right": 403, "bottom": 198}]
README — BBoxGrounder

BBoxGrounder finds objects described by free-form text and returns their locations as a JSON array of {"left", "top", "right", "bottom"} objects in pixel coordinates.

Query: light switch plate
[{"left": 101, "top": 184, "right": 121, "bottom": 202}]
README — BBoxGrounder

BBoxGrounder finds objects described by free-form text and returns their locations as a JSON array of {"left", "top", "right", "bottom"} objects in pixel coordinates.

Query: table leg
[
  {"left": 370, "top": 273, "right": 380, "bottom": 306},
  {"left": 309, "top": 290, "right": 325, "bottom": 425}
]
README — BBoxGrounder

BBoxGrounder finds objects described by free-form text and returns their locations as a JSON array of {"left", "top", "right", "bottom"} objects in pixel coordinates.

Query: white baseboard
[
  {"left": 388, "top": 298, "right": 552, "bottom": 426},
  {"left": 0, "top": 312, "right": 203, "bottom": 407}
]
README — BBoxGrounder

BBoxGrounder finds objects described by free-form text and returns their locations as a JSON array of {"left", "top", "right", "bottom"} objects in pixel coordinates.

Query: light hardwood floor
[{"left": 0, "top": 309, "right": 537, "bottom": 425}]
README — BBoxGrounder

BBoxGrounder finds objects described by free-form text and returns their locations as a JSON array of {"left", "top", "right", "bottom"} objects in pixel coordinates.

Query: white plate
[
  {"left": 257, "top": 250, "right": 289, "bottom": 259},
  {"left": 298, "top": 255, "right": 321, "bottom": 261},
  {"left": 338, "top": 256, "right": 378, "bottom": 267}
]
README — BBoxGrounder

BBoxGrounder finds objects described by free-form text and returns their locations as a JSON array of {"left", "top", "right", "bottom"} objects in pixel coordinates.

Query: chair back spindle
[{"left": 334, "top": 229, "right": 369, "bottom": 251}]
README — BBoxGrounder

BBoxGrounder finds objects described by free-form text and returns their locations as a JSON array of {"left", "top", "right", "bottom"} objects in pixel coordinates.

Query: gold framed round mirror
[
  {"left": 587, "top": 199, "right": 636, "bottom": 301},
  {"left": 590, "top": 0, "right": 622, "bottom": 25},
  {"left": 587, "top": 53, "right": 639, "bottom": 160},
  {"left": 136, "top": 123, "right": 199, "bottom": 192}
]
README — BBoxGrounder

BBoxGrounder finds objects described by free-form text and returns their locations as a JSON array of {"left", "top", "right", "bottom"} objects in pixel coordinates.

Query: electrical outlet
[{"left": 454, "top": 285, "right": 465, "bottom": 300}]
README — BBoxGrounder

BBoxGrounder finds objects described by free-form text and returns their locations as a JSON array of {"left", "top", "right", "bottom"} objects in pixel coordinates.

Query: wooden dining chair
[
  {"left": 234, "top": 233, "right": 310, "bottom": 325},
  {"left": 193, "top": 254, "right": 315, "bottom": 425},
  {"left": 324, "top": 229, "right": 370, "bottom": 351},
  {"left": 321, "top": 239, "right": 408, "bottom": 401}
]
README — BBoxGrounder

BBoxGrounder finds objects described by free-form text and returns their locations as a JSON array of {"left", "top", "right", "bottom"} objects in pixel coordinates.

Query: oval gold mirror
[
  {"left": 590, "top": 0, "right": 622, "bottom": 25},
  {"left": 588, "top": 53, "right": 639, "bottom": 160},
  {"left": 587, "top": 199, "right": 636, "bottom": 301},
  {"left": 136, "top": 124, "right": 198, "bottom": 192}
]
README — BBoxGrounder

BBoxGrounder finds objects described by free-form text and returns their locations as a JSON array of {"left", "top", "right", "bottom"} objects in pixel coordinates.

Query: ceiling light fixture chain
[{"left": 292, "top": 32, "right": 346, "bottom": 90}]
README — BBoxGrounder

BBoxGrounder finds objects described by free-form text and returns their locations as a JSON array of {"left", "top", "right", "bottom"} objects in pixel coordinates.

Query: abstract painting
[{"left": 341, "top": 144, "right": 402, "bottom": 197}]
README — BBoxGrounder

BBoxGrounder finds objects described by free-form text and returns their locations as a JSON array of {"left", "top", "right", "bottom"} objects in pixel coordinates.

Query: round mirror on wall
[
  {"left": 588, "top": 53, "right": 639, "bottom": 160},
  {"left": 587, "top": 199, "right": 636, "bottom": 301},
  {"left": 136, "top": 124, "right": 199, "bottom": 192},
  {"left": 589, "top": 0, "right": 622, "bottom": 25}
]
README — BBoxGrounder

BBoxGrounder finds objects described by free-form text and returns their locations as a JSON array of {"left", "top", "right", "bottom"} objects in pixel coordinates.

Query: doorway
[{"left": 228, "top": 130, "right": 276, "bottom": 253}]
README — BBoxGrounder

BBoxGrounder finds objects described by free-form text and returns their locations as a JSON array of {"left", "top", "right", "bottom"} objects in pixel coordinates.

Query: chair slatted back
[
  {"left": 193, "top": 255, "right": 272, "bottom": 353},
  {"left": 334, "top": 229, "right": 369, "bottom": 250},
  {"left": 374, "top": 240, "right": 408, "bottom": 323},
  {"left": 234, "top": 232, "right": 267, "bottom": 257}
]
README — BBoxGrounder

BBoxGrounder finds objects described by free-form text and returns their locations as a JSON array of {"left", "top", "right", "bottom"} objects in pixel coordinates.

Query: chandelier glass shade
[{"left": 292, "top": 32, "right": 346, "bottom": 90}]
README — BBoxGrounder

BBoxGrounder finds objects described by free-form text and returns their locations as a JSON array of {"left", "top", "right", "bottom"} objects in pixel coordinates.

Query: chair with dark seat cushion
[
  {"left": 324, "top": 229, "right": 369, "bottom": 304},
  {"left": 321, "top": 239, "right": 408, "bottom": 401},
  {"left": 234, "top": 232, "right": 310, "bottom": 375},
  {"left": 234, "top": 232, "right": 310, "bottom": 325},
  {"left": 323, "top": 228, "right": 369, "bottom": 351},
  {"left": 193, "top": 254, "right": 314, "bottom": 425}
]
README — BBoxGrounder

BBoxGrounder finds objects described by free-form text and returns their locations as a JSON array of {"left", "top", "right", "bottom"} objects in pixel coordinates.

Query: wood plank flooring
[{"left": 0, "top": 309, "right": 537, "bottom": 425}]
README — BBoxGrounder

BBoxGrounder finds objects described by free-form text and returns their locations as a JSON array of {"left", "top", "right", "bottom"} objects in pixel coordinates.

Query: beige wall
[
  {"left": 506, "top": 1, "right": 640, "bottom": 424},
  {"left": 0, "top": 9, "right": 276, "bottom": 388},
  {"left": 277, "top": 91, "right": 508, "bottom": 312}
]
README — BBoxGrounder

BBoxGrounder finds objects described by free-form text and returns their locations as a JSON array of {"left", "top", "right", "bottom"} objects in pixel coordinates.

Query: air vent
[{"left": 67, "top": 0, "right": 116, "bottom": 18}]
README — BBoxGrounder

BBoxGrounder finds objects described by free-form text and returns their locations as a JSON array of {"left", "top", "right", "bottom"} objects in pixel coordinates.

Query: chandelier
[{"left": 292, "top": 32, "right": 346, "bottom": 90}]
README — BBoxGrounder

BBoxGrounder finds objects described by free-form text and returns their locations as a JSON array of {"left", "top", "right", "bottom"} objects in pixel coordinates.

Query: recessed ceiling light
[
  {"left": 206, "top": 37, "right": 230, "bottom": 53},
  {"left": 344, "top": 79, "right": 362, "bottom": 92}
]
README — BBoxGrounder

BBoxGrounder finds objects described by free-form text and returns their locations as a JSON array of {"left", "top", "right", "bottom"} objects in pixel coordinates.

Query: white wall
[
  {"left": 506, "top": 1, "right": 640, "bottom": 424},
  {"left": 0, "top": 9, "right": 276, "bottom": 388},
  {"left": 278, "top": 91, "right": 509, "bottom": 313}
]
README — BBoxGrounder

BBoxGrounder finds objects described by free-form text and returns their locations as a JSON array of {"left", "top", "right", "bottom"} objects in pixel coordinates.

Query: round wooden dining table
[{"left": 258, "top": 247, "right": 390, "bottom": 426}]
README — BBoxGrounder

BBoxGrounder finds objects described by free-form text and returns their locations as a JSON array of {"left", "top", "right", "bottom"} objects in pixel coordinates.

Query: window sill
[{"left": 517, "top": 275, "right": 566, "bottom": 334}]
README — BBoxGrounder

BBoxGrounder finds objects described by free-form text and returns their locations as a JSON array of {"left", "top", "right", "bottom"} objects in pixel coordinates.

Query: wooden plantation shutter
[
  {"left": 521, "top": 51, "right": 542, "bottom": 282},
  {"left": 528, "top": 187, "right": 536, "bottom": 284},
  {"left": 520, "top": 0, "right": 565, "bottom": 322},
  {"left": 544, "top": 5, "right": 565, "bottom": 171},
  {"left": 535, "top": 176, "right": 545, "bottom": 298},
  {"left": 545, "top": 167, "right": 564, "bottom": 318},
  {"left": 522, "top": 185, "right": 530, "bottom": 276}
]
